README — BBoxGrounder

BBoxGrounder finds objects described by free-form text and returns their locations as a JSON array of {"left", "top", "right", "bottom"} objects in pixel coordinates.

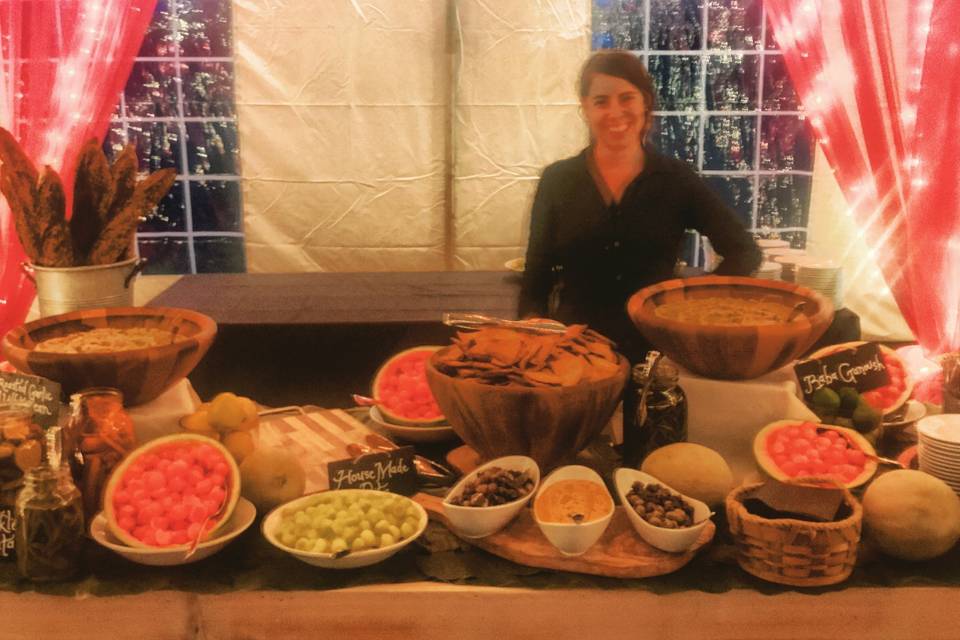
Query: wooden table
[
  {"left": 4, "top": 583, "right": 958, "bottom": 639},
  {"left": 148, "top": 272, "right": 522, "bottom": 407}
]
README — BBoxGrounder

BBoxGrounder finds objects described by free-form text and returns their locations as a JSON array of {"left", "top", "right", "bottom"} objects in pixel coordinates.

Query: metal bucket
[{"left": 21, "top": 257, "right": 147, "bottom": 317}]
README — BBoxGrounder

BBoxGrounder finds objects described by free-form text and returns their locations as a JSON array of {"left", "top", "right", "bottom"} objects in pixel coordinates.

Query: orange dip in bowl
[{"left": 534, "top": 479, "right": 612, "bottom": 524}]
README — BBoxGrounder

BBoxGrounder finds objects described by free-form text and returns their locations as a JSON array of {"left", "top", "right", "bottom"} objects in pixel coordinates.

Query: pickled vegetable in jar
[
  {"left": 67, "top": 388, "right": 135, "bottom": 523},
  {"left": 0, "top": 402, "right": 45, "bottom": 561},
  {"left": 15, "top": 428, "right": 84, "bottom": 581}
]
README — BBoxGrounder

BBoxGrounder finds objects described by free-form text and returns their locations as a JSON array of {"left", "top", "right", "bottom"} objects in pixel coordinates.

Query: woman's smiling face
[{"left": 581, "top": 73, "right": 649, "bottom": 150}]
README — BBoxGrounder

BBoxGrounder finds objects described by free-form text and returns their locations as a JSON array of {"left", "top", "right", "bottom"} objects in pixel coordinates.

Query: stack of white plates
[
  {"left": 917, "top": 415, "right": 960, "bottom": 494},
  {"left": 770, "top": 250, "right": 808, "bottom": 282},
  {"left": 753, "top": 261, "right": 783, "bottom": 280},
  {"left": 795, "top": 258, "right": 842, "bottom": 308}
]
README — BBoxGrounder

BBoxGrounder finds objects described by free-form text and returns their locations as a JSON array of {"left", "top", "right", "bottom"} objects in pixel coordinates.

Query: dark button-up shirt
[{"left": 518, "top": 146, "right": 762, "bottom": 360}]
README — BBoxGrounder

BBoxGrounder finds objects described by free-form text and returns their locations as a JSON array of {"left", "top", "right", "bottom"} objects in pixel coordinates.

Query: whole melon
[
  {"left": 862, "top": 470, "right": 960, "bottom": 561},
  {"left": 640, "top": 443, "right": 734, "bottom": 506}
]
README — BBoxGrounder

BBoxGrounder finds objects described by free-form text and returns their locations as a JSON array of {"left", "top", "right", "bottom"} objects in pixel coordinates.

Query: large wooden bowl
[
  {"left": 627, "top": 276, "right": 834, "bottom": 380},
  {"left": 2, "top": 306, "right": 216, "bottom": 406},
  {"left": 425, "top": 352, "right": 629, "bottom": 470}
]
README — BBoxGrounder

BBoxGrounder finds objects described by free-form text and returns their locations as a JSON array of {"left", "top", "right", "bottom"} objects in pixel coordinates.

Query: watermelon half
[
  {"left": 372, "top": 346, "right": 446, "bottom": 426},
  {"left": 103, "top": 434, "right": 241, "bottom": 548},
  {"left": 754, "top": 420, "right": 877, "bottom": 489},
  {"left": 808, "top": 341, "right": 913, "bottom": 416}
]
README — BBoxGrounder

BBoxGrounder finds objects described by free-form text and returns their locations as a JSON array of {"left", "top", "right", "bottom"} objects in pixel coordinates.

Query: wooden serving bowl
[
  {"left": 2, "top": 306, "right": 216, "bottom": 406},
  {"left": 425, "top": 352, "right": 629, "bottom": 470},
  {"left": 627, "top": 276, "right": 834, "bottom": 380}
]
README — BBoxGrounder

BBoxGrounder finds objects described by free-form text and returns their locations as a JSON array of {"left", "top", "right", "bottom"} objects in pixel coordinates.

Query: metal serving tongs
[{"left": 442, "top": 312, "right": 568, "bottom": 334}]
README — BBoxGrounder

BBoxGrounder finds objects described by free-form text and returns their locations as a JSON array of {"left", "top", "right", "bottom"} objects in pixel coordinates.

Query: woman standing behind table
[{"left": 518, "top": 50, "right": 761, "bottom": 363}]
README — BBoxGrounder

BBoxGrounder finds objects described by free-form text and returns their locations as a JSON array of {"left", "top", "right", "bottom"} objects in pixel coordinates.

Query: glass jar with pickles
[
  {"left": 15, "top": 427, "right": 84, "bottom": 581},
  {"left": 0, "top": 402, "right": 44, "bottom": 560},
  {"left": 67, "top": 388, "right": 135, "bottom": 523}
]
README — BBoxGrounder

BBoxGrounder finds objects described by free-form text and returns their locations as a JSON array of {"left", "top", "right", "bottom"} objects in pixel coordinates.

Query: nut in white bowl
[
  {"left": 533, "top": 465, "right": 614, "bottom": 556},
  {"left": 613, "top": 468, "right": 712, "bottom": 553},
  {"left": 441, "top": 455, "right": 540, "bottom": 539},
  {"left": 262, "top": 489, "right": 427, "bottom": 569}
]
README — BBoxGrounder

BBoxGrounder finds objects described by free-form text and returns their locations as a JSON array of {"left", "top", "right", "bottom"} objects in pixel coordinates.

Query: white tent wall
[
  {"left": 233, "top": 0, "right": 589, "bottom": 273},
  {"left": 452, "top": 2, "right": 589, "bottom": 269}
]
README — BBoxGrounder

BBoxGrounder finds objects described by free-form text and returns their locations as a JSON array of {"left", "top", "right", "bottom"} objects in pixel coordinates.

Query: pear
[
  {"left": 180, "top": 409, "right": 212, "bottom": 433},
  {"left": 223, "top": 430, "right": 255, "bottom": 464},
  {"left": 208, "top": 392, "right": 248, "bottom": 432}
]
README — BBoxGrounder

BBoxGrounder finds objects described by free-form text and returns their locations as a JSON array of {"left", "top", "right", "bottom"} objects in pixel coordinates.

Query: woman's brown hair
[{"left": 579, "top": 50, "right": 657, "bottom": 140}]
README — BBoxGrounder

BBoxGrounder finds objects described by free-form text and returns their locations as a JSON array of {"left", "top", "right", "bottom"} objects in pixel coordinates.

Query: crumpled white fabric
[
  {"left": 234, "top": 0, "right": 589, "bottom": 272},
  {"left": 676, "top": 359, "right": 819, "bottom": 484}
]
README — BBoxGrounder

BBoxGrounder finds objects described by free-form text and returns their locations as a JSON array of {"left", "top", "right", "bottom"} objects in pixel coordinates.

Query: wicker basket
[{"left": 726, "top": 482, "right": 862, "bottom": 587}]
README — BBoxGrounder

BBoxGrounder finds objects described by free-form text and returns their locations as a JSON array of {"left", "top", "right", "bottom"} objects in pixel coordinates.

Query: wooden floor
[{"left": 3, "top": 583, "right": 957, "bottom": 640}]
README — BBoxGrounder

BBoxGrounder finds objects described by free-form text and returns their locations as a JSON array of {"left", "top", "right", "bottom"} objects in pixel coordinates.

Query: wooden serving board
[{"left": 414, "top": 493, "right": 715, "bottom": 579}]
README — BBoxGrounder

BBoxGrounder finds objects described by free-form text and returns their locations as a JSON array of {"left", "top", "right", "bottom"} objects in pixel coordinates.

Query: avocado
[
  {"left": 838, "top": 387, "right": 860, "bottom": 418},
  {"left": 811, "top": 387, "right": 841, "bottom": 416},
  {"left": 852, "top": 398, "right": 882, "bottom": 434}
]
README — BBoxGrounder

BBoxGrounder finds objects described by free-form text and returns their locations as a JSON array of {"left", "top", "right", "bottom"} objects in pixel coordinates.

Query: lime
[
  {"left": 811, "top": 387, "right": 841, "bottom": 414},
  {"left": 838, "top": 387, "right": 860, "bottom": 418},
  {"left": 852, "top": 398, "right": 882, "bottom": 434}
]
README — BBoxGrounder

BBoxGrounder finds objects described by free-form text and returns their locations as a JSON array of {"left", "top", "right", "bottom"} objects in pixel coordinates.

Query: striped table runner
[{"left": 258, "top": 408, "right": 377, "bottom": 493}]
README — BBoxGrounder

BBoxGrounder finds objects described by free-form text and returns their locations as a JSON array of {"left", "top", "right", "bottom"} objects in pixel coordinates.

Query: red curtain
[
  {"left": 0, "top": 0, "right": 157, "bottom": 337},
  {"left": 765, "top": 0, "right": 960, "bottom": 355}
]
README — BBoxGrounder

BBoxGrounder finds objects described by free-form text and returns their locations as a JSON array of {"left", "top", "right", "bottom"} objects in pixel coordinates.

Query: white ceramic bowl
[
  {"left": 261, "top": 489, "right": 427, "bottom": 569},
  {"left": 367, "top": 406, "right": 457, "bottom": 443},
  {"left": 613, "top": 468, "right": 712, "bottom": 553},
  {"left": 90, "top": 497, "right": 256, "bottom": 566},
  {"left": 532, "top": 465, "right": 613, "bottom": 556},
  {"left": 441, "top": 455, "right": 540, "bottom": 539}
]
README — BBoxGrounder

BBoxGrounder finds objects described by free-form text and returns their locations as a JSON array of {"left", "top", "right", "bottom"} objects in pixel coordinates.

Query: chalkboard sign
[
  {"left": 0, "top": 507, "right": 14, "bottom": 561},
  {"left": 794, "top": 342, "right": 890, "bottom": 402},
  {"left": 327, "top": 446, "right": 418, "bottom": 496},
  {"left": 0, "top": 371, "right": 61, "bottom": 428}
]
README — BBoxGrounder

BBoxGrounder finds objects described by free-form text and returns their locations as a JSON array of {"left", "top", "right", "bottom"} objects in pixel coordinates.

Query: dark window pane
[
  {"left": 708, "top": 0, "right": 762, "bottom": 50},
  {"left": 138, "top": 237, "right": 191, "bottom": 274},
  {"left": 102, "top": 123, "right": 127, "bottom": 161},
  {"left": 651, "top": 115, "right": 699, "bottom": 166},
  {"left": 124, "top": 121, "right": 182, "bottom": 173},
  {"left": 758, "top": 174, "right": 812, "bottom": 230},
  {"left": 762, "top": 54, "right": 800, "bottom": 110},
  {"left": 181, "top": 62, "right": 235, "bottom": 117},
  {"left": 706, "top": 54, "right": 759, "bottom": 110},
  {"left": 592, "top": 0, "right": 645, "bottom": 50},
  {"left": 760, "top": 116, "right": 813, "bottom": 171},
  {"left": 179, "top": 0, "right": 233, "bottom": 57},
  {"left": 124, "top": 61, "right": 183, "bottom": 118},
  {"left": 189, "top": 181, "right": 242, "bottom": 232},
  {"left": 137, "top": 0, "right": 176, "bottom": 58},
  {"left": 648, "top": 55, "right": 701, "bottom": 110},
  {"left": 703, "top": 115, "right": 755, "bottom": 170},
  {"left": 194, "top": 236, "right": 246, "bottom": 273},
  {"left": 140, "top": 181, "right": 187, "bottom": 232},
  {"left": 704, "top": 176, "right": 753, "bottom": 226},
  {"left": 185, "top": 121, "right": 239, "bottom": 175},
  {"left": 649, "top": 0, "right": 703, "bottom": 50}
]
